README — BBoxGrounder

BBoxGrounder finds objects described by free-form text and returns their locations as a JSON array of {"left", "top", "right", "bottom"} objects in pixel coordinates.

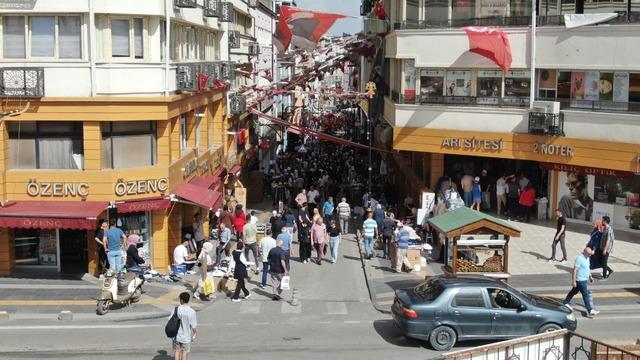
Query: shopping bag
[
  {"left": 280, "top": 275, "right": 290, "bottom": 290},
  {"left": 203, "top": 278, "right": 214, "bottom": 296}
]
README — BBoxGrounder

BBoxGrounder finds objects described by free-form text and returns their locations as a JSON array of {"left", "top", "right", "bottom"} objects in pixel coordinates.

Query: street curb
[{"left": 355, "top": 233, "right": 393, "bottom": 315}]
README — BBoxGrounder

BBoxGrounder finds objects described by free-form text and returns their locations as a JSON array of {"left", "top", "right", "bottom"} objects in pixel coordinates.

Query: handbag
[
  {"left": 165, "top": 306, "right": 181, "bottom": 338},
  {"left": 203, "top": 278, "right": 214, "bottom": 296},
  {"left": 280, "top": 275, "right": 290, "bottom": 290}
]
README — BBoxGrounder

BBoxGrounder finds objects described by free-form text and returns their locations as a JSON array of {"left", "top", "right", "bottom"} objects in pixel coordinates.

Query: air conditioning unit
[
  {"left": 248, "top": 43, "right": 261, "bottom": 55},
  {"left": 533, "top": 100, "right": 560, "bottom": 115},
  {"left": 229, "top": 31, "right": 241, "bottom": 49}
]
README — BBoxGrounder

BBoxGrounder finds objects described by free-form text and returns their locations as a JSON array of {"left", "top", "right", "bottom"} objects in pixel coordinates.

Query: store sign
[
  {"left": 540, "top": 162, "right": 633, "bottom": 178},
  {"left": 532, "top": 142, "right": 574, "bottom": 157},
  {"left": 441, "top": 137, "right": 504, "bottom": 151},
  {"left": 26, "top": 180, "right": 89, "bottom": 198},
  {"left": 183, "top": 157, "right": 213, "bottom": 179},
  {"left": 114, "top": 178, "right": 168, "bottom": 196}
]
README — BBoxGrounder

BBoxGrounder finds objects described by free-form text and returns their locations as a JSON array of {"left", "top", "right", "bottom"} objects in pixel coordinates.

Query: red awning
[
  {"left": 174, "top": 183, "right": 223, "bottom": 210},
  {"left": 188, "top": 175, "right": 217, "bottom": 190},
  {"left": 116, "top": 197, "right": 172, "bottom": 213},
  {"left": 0, "top": 201, "right": 108, "bottom": 230},
  {"left": 229, "top": 165, "right": 242, "bottom": 176}
]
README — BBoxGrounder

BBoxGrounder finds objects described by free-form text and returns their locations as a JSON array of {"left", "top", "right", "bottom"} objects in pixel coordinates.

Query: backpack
[{"left": 165, "top": 306, "right": 181, "bottom": 338}]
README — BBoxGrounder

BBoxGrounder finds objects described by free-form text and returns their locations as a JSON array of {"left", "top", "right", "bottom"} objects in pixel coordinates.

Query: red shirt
[
  {"left": 232, "top": 211, "right": 246, "bottom": 233},
  {"left": 519, "top": 188, "right": 536, "bottom": 207}
]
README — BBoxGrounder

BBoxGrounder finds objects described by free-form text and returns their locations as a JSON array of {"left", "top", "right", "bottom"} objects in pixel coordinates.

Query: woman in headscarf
[
  {"left": 588, "top": 219, "right": 605, "bottom": 270},
  {"left": 125, "top": 234, "right": 145, "bottom": 274},
  {"left": 194, "top": 241, "right": 214, "bottom": 301}
]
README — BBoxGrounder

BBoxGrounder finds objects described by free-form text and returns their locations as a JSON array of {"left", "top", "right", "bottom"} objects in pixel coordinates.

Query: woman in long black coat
[
  {"left": 231, "top": 241, "right": 251, "bottom": 302},
  {"left": 587, "top": 220, "right": 604, "bottom": 270}
]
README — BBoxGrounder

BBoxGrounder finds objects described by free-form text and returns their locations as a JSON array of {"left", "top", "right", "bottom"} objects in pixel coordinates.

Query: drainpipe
[
  {"left": 529, "top": 1, "right": 537, "bottom": 110},
  {"left": 88, "top": 0, "right": 96, "bottom": 97},
  {"left": 164, "top": 0, "right": 171, "bottom": 96}
]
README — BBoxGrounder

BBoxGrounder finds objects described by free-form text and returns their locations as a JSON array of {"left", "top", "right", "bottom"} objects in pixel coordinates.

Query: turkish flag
[
  {"left": 463, "top": 27, "right": 512, "bottom": 72},
  {"left": 273, "top": 6, "right": 347, "bottom": 52}
]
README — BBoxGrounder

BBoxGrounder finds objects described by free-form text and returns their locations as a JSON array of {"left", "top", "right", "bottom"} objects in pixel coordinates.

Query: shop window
[
  {"left": 403, "top": 59, "right": 416, "bottom": 102},
  {"left": 420, "top": 69, "right": 445, "bottom": 101},
  {"left": 557, "top": 71, "right": 572, "bottom": 99},
  {"left": 445, "top": 70, "right": 472, "bottom": 97},
  {"left": 101, "top": 121, "right": 156, "bottom": 169},
  {"left": 504, "top": 70, "right": 530, "bottom": 105},
  {"left": 537, "top": 69, "right": 557, "bottom": 99},
  {"left": 116, "top": 212, "right": 152, "bottom": 261},
  {"left": 594, "top": 174, "right": 640, "bottom": 231},
  {"left": 8, "top": 121, "right": 84, "bottom": 169},
  {"left": 452, "top": 289, "right": 486, "bottom": 308},
  {"left": 477, "top": 70, "right": 503, "bottom": 105},
  {"left": 14, "top": 229, "right": 58, "bottom": 267}
]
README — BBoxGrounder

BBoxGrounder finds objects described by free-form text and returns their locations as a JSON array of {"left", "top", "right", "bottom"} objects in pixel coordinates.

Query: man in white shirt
[
  {"left": 259, "top": 229, "right": 277, "bottom": 288},
  {"left": 249, "top": 210, "right": 258, "bottom": 225},
  {"left": 307, "top": 185, "right": 320, "bottom": 214},
  {"left": 496, "top": 174, "right": 508, "bottom": 217},
  {"left": 173, "top": 239, "right": 196, "bottom": 270}
]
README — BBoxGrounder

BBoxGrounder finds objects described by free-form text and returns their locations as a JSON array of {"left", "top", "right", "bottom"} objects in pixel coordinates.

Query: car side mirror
[{"left": 518, "top": 304, "right": 527, "bottom": 312}]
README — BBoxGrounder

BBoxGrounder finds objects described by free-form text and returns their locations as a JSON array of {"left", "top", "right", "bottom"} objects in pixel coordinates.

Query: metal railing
[
  {"left": 528, "top": 111, "right": 565, "bottom": 136},
  {"left": 538, "top": 98, "right": 640, "bottom": 114},
  {"left": 392, "top": 11, "right": 640, "bottom": 30},
  {"left": 441, "top": 329, "right": 640, "bottom": 360},
  {"left": 390, "top": 92, "right": 529, "bottom": 108},
  {"left": 176, "top": 61, "right": 234, "bottom": 92},
  {"left": 0, "top": 67, "right": 44, "bottom": 98}
]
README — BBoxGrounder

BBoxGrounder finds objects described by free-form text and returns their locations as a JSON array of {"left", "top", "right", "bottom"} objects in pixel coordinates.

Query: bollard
[
  {"left": 58, "top": 310, "right": 73, "bottom": 321},
  {"left": 290, "top": 288, "right": 300, "bottom": 306}
]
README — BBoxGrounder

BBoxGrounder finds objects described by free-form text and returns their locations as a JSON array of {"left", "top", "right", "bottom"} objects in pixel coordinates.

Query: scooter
[{"left": 96, "top": 271, "right": 144, "bottom": 315}]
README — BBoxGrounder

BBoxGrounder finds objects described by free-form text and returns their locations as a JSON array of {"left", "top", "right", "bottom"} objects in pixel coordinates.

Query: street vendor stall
[{"left": 427, "top": 207, "right": 521, "bottom": 278}]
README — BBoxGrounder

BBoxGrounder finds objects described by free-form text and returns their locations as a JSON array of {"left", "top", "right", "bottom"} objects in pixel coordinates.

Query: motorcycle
[{"left": 96, "top": 271, "right": 144, "bottom": 315}]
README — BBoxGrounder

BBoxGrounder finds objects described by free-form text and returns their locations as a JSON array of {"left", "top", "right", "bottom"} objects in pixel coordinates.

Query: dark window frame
[{"left": 101, "top": 121, "right": 157, "bottom": 169}]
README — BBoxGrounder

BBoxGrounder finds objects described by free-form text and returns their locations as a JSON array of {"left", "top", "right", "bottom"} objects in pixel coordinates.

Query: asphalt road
[{"left": 1, "top": 236, "right": 638, "bottom": 360}]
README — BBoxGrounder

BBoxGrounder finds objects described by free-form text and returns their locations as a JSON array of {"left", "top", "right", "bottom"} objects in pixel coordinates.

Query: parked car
[{"left": 391, "top": 275, "right": 577, "bottom": 351}]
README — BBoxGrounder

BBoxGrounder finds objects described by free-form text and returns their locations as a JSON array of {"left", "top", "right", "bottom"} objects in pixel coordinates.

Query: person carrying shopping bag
[{"left": 193, "top": 242, "right": 215, "bottom": 301}]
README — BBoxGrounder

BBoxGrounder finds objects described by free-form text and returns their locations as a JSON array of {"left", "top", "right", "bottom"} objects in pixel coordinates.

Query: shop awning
[
  {"left": 188, "top": 175, "right": 217, "bottom": 190},
  {"left": 0, "top": 200, "right": 108, "bottom": 230},
  {"left": 428, "top": 207, "right": 521, "bottom": 238},
  {"left": 115, "top": 197, "right": 172, "bottom": 213},
  {"left": 229, "top": 164, "right": 242, "bottom": 176},
  {"left": 174, "top": 183, "right": 223, "bottom": 210}
]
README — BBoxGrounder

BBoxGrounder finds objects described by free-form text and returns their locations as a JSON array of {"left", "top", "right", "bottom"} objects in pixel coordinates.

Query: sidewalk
[{"left": 358, "top": 217, "right": 640, "bottom": 315}]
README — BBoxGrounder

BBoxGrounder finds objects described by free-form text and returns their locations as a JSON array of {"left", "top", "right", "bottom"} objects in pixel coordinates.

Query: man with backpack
[{"left": 166, "top": 292, "right": 197, "bottom": 360}]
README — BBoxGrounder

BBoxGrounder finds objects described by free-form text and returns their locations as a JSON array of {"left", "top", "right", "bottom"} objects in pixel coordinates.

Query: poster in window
[
  {"left": 599, "top": 72, "right": 614, "bottom": 101},
  {"left": 504, "top": 70, "right": 530, "bottom": 97},
  {"left": 557, "top": 171, "right": 595, "bottom": 223},
  {"left": 403, "top": 60, "right": 416, "bottom": 100},
  {"left": 420, "top": 70, "right": 444, "bottom": 98},
  {"left": 628, "top": 73, "right": 640, "bottom": 102},
  {"left": 538, "top": 69, "right": 557, "bottom": 90},
  {"left": 613, "top": 72, "right": 630, "bottom": 103},
  {"left": 445, "top": 71, "right": 471, "bottom": 96},
  {"left": 570, "top": 71, "right": 585, "bottom": 99},
  {"left": 584, "top": 71, "right": 600, "bottom": 101},
  {"left": 479, "top": 0, "right": 508, "bottom": 17},
  {"left": 477, "top": 70, "right": 502, "bottom": 97}
]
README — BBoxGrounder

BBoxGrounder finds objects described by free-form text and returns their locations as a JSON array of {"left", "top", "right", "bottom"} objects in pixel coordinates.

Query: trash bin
[{"left": 536, "top": 198, "right": 548, "bottom": 220}]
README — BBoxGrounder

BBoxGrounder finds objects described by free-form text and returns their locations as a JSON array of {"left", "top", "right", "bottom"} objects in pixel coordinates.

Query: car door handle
[
  {"left": 452, "top": 310, "right": 461, "bottom": 316},
  {"left": 492, "top": 312, "right": 501, "bottom": 318}
]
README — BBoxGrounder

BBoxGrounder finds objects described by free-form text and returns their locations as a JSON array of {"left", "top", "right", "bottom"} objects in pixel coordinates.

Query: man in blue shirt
[
  {"left": 362, "top": 213, "right": 378, "bottom": 259},
  {"left": 563, "top": 247, "right": 599, "bottom": 317},
  {"left": 276, "top": 227, "right": 292, "bottom": 269},
  {"left": 323, "top": 196, "right": 335, "bottom": 221},
  {"left": 104, "top": 220, "right": 126, "bottom": 273},
  {"left": 394, "top": 223, "right": 411, "bottom": 273}
]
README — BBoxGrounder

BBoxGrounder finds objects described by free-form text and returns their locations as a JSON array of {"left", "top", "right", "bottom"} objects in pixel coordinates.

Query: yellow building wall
[
  {"left": 152, "top": 209, "right": 170, "bottom": 272},
  {"left": 83, "top": 121, "right": 102, "bottom": 171},
  {"left": 157, "top": 120, "right": 171, "bottom": 165}
]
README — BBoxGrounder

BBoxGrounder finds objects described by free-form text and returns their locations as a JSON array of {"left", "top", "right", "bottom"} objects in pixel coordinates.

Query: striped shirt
[
  {"left": 363, "top": 219, "right": 378, "bottom": 237},
  {"left": 337, "top": 202, "right": 351, "bottom": 218}
]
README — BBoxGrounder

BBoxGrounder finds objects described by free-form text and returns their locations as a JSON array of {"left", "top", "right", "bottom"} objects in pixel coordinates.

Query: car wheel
[
  {"left": 538, "top": 323, "right": 562, "bottom": 333},
  {"left": 429, "top": 325, "right": 457, "bottom": 351}
]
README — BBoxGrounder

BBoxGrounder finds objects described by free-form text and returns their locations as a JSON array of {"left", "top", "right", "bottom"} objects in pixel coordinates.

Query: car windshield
[{"left": 413, "top": 279, "right": 444, "bottom": 301}]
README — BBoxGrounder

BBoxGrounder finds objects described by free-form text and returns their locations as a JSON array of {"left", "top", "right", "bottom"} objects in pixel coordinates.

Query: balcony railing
[
  {"left": 392, "top": 11, "right": 640, "bottom": 30},
  {"left": 0, "top": 67, "right": 44, "bottom": 98},
  {"left": 176, "top": 62, "right": 233, "bottom": 92},
  {"left": 174, "top": 0, "right": 197, "bottom": 8},
  {"left": 528, "top": 111, "right": 565, "bottom": 136},
  {"left": 538, "top": 98, "right": 640, "bottom": 114}
]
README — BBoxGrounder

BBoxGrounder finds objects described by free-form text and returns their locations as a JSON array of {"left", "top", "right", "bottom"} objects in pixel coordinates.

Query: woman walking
[
  {"left": 232, "top": 204, "right": 247, "bottom": 240},
  {"left": 194, "top": 242, "right": 214, "bottom": 300},
  {"left": 297, "top": 206, "right": 313, "bottom": 263},
  {"left": 312, "top": 207, "right": 322, "bottom": 223},
  {"left": 231, "top": 242, "right": 251, "bottom": 302},
  {"left": 328, "top": 221, "right": 341, "bottom": 264},
  {"left": 311, "top": 218, "right": 327, "bottom": 265}
]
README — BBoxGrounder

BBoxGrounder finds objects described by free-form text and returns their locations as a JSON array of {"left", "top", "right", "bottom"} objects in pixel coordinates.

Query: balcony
[
  {"left": 0, "top": 68, "right": 45, "bottom": 98},
  {"left": 204, "top": 0, "right": 221, "bottom": 17},
  {"left": 176, "top": 62, "right": 231, "bottom": 92},
  {"left": 174, "top": 0, "right": 197, "bottom": 8},
  {"left": 528, "top": 111, "right": 565, "bottom": 136},
  {"left": 390, "top": 91, "right": 528, "bottom": 108}
]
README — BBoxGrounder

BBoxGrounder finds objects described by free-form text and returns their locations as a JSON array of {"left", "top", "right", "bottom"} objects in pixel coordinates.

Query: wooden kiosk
[{"left": 427, "top": 207, "right": 521, "bottom": 277}]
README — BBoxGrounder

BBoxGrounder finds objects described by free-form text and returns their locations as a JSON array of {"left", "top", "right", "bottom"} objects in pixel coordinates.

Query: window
[
  {"left": 30, "top": 17, "right": 55, "bottom": 57},
  {"left": 488, "top": 288, "right": 522, "bottom": 310},
  {"left": 195, "top": 110, "right": 203, "bottom": 152},
  {"left": 420, "top": 69, "right": 445, "bottom": 100},
  {"left": 406, "top": 0, "right": 420, "bottom": 27},
  {"left": 235, "top": 11, "right": 252, "bottom": 36},
  {"left": 110, "top": 19, "right": 130, "bottom": 57},
  {"left": 504, "top": 70, "right": 531, "bottom": 98},
  {"left": 180, "top": 114, "right": 188, "bottom": 153},
  {"left": 101, "top": 121, "right": 156, "bottom": 169},
  {"left": 446, "top": 70, "right": 472, "bottom": 96},
  {"left": 452, "top": 289, "right": 486, "bottom": 308},
  {"left": 3, "top": 16, "right": 26, "bottom": 58},
  {"left": 413, "top": 279, "right": 445, "bottom": 301},
  {"left": 2, "top": 15, "right": 82, "bottom": 59},
  {"left": 160, "top": 20, "right": 166, "bottom": 61},
  {"left": 403, "top": 59, "right": 416, "bottom": 101},
  {"left": 8, "top": 121, "right": 84, "bottom": 170},
  {"left": 171, "top": 22, "right": 219, "bottom": 61}
]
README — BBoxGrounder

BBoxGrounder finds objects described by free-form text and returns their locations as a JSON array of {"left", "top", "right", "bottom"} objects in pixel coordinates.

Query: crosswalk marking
[
  {"left": 240, "top": 301, "right": 261, "bottom": 314},
  {"left": 327, "top": 302, "right": 348, "bottom": 315},
  {"left": 281, "top": 301, "right": 302, "bottom": 314}
]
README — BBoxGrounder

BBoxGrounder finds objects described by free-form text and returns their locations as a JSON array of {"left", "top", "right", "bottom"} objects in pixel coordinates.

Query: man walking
[
  {"left": 171, "top": 292, "right": 197, "bottom": 360},
  {"left": 549, "top": 209, "right": 568, "bottom": 263},
  {"left": 601, "top": 216, "right": 615, "bottom": 279},
  {"left": 268, "top": 239, "right": 288, "bottom": 301},
  {"left": 506, "top": 175, "right": 520, "bottom": 219},
  {"left": 461, "top": 172, "right": 474, "bottom": 207},
  {"left": 336, "top": 197, "right": 351, "bottom": 234},
  {"left": 362, "top": 212, "right": 378, "bottom": 259},
  {"left": 276, "top": 226, "right": 292, "bottom": 269},
  {"left": 259, "top": 229, "right": 277, "bottom": 288},
  {"left": 382, "top": 213, "right": 397, "bottom": 260},
  {"left": 104, "top": 220, "right": 126, "bottom": 273},
  {"left": 496, "top": 174, "right": 508, "bottom": 217},
  {"left": 394, "top": 223, "right": 411, "bottom": 273},
  {"left": 242, "top": 214, "right": 259, "bottom": 274},
  {"left": 323, "top": 196, "right": 335, "bottom": 221},
  {"left": 563, "top": 247, "right": 599, "bottom": 317}
]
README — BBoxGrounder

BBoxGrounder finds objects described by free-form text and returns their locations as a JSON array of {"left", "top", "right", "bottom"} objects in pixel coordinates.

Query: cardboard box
[{"left": 407, "top": 249, "right": 421, "bottom": 262}]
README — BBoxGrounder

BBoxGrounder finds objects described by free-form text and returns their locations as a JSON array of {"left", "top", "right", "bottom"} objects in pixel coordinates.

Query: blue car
[{"left": 392, "top": 275, "right": 577, "bottom": 351}]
